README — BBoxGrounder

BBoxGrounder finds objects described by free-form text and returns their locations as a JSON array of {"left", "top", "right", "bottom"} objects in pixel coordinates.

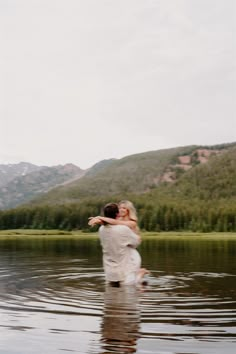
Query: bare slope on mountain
[
  {"left": 0, "top": 164, "right": 84, "bottom": 209},
  {"left": 144, "top": 144, "right": 236, "bottom": 205},
  {"left": 168, "top": 145, "right": 236, "bottom": 200}
]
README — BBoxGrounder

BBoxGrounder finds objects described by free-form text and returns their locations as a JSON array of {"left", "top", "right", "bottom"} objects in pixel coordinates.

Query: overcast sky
[{"left": 1, "top": 0, "right": 235, "bottom": 169}]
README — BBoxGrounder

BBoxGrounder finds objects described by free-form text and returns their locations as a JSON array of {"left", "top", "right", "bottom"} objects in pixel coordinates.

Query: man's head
[{"left": 103, "top": 203, "right": 119, "bottom": 219}]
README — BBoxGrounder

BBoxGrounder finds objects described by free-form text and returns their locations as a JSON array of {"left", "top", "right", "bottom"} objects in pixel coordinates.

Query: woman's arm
[
  {"left": 95, "top": 216, "right": 137, "bottom": 230},
  {"left": 88, "top": 216, "right": 138, "bottom": 234}
]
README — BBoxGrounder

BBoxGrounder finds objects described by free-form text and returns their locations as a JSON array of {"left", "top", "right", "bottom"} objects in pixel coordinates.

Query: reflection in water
[
  {"left": 0, "top": 235, "right": 236, "bottom": 353},
  {"left": 101, "top": 285, "right": 141, "bottom": 353}
]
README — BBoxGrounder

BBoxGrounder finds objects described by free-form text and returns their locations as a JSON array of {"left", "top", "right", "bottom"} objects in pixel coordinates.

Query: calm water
[{"left": 0, "top": 235, "right": 236, "bottom": 354}]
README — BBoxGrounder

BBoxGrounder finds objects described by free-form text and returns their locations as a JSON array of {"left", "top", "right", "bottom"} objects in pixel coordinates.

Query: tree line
[{"left": 0, "top": 198, "right": 235, "bottom": 233}]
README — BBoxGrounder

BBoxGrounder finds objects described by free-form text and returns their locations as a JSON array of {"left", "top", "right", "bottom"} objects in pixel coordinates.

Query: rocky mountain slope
[
  {"left": 0, "top": 163, "right": 84, "bottom": 209},
  {"left": 0, "top": 162, "right": 43, "bottom": 187}
]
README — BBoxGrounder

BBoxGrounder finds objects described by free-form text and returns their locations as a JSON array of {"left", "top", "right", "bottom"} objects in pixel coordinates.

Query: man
[{"left": 98, "top": 203, "right": 141, "bottom": 286}]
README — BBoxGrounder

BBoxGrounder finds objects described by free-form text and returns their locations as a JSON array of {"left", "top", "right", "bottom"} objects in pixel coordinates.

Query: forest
[{"left": 0, "top": 196, "right": 235, "bottom": 233}]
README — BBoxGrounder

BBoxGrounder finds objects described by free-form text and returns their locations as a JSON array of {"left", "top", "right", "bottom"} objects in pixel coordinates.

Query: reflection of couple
[
  {"left": 101, "top": 284, "right": 141, "bottom": 353},
  {"left": 89, "top": 200, "right": 149, "bottom": 286}
]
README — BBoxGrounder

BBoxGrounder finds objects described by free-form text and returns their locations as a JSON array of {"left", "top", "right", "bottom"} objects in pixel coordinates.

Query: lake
[{"left": 0, "top": 234, "right": 236, "bottom": 354}]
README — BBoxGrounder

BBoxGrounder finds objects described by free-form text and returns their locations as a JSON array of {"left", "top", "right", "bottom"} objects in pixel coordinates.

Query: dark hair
[{"left": 103, "top": 203, "right": 119, "bottom": 219}]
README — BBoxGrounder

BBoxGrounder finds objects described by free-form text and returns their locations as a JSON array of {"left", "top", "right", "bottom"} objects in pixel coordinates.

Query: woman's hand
[{"left": 88, "top": 216, "right": 103, "bottom": 226}]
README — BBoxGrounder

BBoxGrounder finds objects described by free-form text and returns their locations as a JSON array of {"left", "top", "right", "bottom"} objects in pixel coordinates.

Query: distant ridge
[
  {"left": 0, "top": 162, "right": 43, "bottom": 187},
  {"left": 0, "top": 163, "right": 84, "bottom": 209}
]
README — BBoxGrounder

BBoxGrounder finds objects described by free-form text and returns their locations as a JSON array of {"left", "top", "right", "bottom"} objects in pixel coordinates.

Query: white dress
[{"left": 123, "top": 247, "right": 142, "bottom": 285}]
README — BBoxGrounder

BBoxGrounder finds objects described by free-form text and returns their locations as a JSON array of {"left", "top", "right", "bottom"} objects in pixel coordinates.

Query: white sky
[{"left": 1, "top": 0, "right": 235, "bottom": 169}]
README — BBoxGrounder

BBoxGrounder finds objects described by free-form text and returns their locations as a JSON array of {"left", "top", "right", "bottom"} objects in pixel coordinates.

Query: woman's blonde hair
[{"left": 118, "top": 200, "right": 138, "bottom": 222}]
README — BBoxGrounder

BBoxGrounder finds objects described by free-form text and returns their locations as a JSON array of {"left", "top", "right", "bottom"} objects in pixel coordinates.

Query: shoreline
[{"left": 0, "top": 229, "right": 236, "bottom": 239}]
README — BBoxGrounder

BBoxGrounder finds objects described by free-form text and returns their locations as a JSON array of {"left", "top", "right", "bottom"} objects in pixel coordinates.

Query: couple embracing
[{"left": 89, "top": 200, "right": 149, "bottom": 287}]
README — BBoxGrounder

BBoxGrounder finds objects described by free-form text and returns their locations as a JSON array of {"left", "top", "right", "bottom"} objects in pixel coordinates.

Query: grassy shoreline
[{"left": 0, "top": 229, "right": 236, "bottom": 239}]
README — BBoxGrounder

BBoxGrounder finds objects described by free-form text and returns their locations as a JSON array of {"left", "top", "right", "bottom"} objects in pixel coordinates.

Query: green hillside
[
  {"left": 30, "top": 142, "right": 236, "bottom": 206},
  {"left": 31, "top": 145, "right": 198, "bottom": 204}
]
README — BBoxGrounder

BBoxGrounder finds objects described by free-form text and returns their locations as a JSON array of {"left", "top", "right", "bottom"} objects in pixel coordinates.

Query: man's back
[{"left": 99, "top": 224, "right": 140, "bottom": 282}]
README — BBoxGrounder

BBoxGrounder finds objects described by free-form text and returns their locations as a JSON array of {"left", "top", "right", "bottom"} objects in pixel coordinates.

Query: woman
[{"left": 89, "top": 200, "right": 149, "bottom": 285}]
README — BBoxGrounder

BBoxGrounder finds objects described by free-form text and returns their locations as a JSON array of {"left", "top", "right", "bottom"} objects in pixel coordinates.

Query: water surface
[{"left": 0, "top": 234, "right": 236, "bottom": 353}]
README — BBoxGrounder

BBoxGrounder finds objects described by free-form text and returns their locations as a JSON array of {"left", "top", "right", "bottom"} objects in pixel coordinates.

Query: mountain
[
  {"left": 0, "top": 163, "right": 84, "bottom": 209},
  {"left": 1, "top": 142, "right": 235, "bottom": 211},
  {"left": 1, "top": 142, "right": 236, "bottom": 232},
  {"left": 29, "top": 142, "right": 236, "bottom": 206},
  {"left": 0, "top": 162, "right": 43, "bottom": 187}
]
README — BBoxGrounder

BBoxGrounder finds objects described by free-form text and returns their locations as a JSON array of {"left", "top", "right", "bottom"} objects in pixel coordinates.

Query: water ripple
[{"left": 0, "top": 239, "right": 236, "bottom": 354}]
